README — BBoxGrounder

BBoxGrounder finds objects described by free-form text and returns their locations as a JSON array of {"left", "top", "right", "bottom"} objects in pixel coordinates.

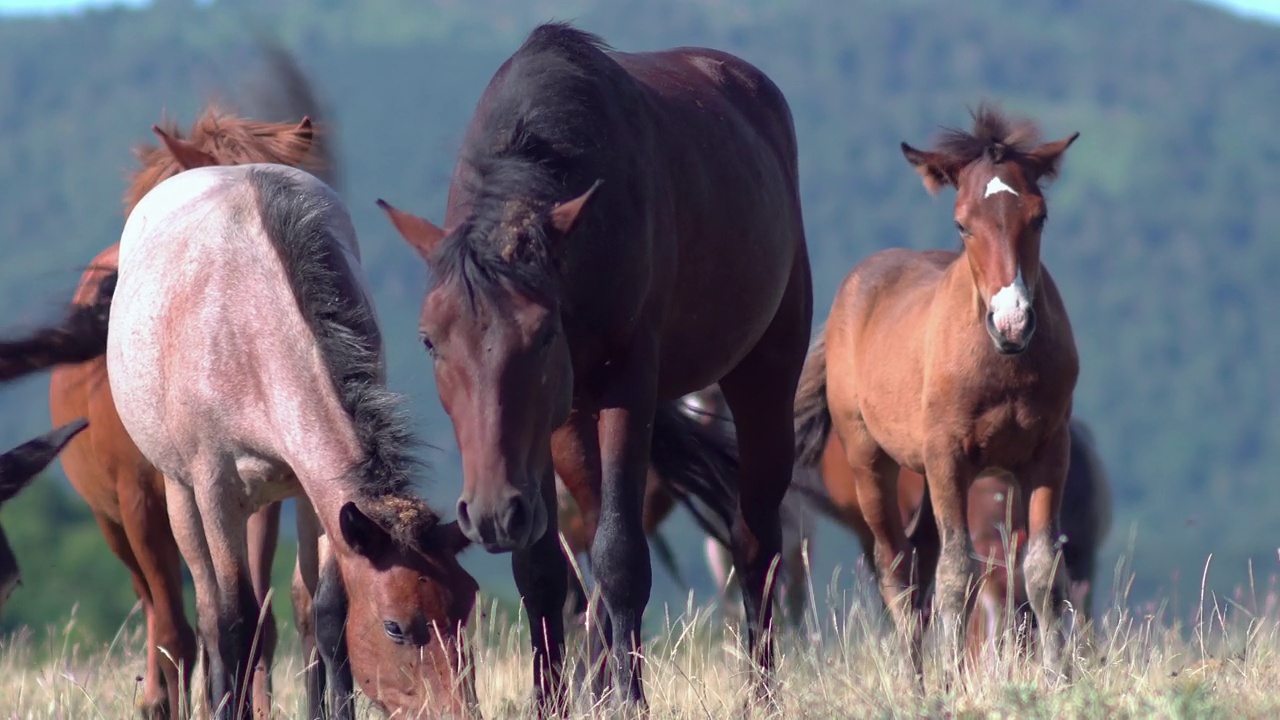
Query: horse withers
[
  {"left": 793, "top": 104, "right": 1080, "bottom": 684},
  {"left": 379, "top": 21, "right": 811, "bottom": 711}
]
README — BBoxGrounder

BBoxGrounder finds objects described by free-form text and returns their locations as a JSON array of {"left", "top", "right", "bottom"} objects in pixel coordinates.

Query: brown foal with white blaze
[{"left": 794, "top": 104, "right": 1080, "bottom": 683}]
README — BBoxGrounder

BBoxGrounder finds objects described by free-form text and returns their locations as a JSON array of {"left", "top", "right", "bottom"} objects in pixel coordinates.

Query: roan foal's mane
[{"left": 249, "top": 168, "right": 441, "bottom": 546}]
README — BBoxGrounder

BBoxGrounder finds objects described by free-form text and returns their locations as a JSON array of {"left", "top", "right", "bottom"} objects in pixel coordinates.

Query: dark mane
[
  {"left": 431, "top": 21, "right": 631, "bottom": 309},
  {"left": 249, "top": 168, "right": 432, "bottom": 526},
  {"left": 931, "top": 102, "right": 1044, "bottom": 169},
  {"left": 126, "top": 106, "right": 324, "bottom": 216}
]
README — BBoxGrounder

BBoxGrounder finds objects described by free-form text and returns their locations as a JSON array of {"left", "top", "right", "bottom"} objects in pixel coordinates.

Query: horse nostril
[
  {"left": 455, "top": 499, "right": 472, "bottom": 531},
  {"left": 504, "top": 496, "right": 528, "bottom": 538}
]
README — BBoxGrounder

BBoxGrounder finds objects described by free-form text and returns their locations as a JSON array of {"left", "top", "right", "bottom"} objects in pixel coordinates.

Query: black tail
[
  {"left": 793, "top": 325, "right": 832, "bottom": 468},
  {"left": 0, "top": 271, "right": 116, "bottom": 383},
  {"left": 242, "top": 39, "right": 342, "bottom": 192},
  {"left": 648, "top": 400, "right": 737, "bottom": 550},
  {"left": 0, "top": 418, "right": 88, "bottom": 504}
]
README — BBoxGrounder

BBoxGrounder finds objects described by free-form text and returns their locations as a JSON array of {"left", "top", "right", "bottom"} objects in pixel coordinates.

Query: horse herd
[{"left": 0, "top": 20, "right": 1116, "bottom": 720}]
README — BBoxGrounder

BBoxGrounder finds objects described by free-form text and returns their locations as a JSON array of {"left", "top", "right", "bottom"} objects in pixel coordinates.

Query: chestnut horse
[
  {"left": 791, "top": 436, "right": 1030, "bottom": 656},
  {"left": 93, "top": 163, "right": 479, "bottom": 720},
  {"left": 378, "top": 22, "right": 811, "bottom": 709},
  {"left": 793, "top": 105, "right": 1079, "bottom": 682},
  {"left": 15, "top": 50, "right": 335, "bottom": 720},
  {"left": 791, "top": 415, "right": 1111, "bottom": 638},
  {"left": 0, "top": 419, "right": 89, "bottom": 616}
]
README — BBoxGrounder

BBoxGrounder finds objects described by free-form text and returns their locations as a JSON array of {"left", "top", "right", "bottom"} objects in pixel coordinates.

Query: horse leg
[
  {"left": 165, "top": 474, "right": 258, "bottom": 720},
  {"left": 780, "top": 496, "right": 811, "bottom": 632},
  {"left": 246, "top": 501, "right": 281, "bottom": 718},
  {"left": 922, "top": 448, "right": 976, "bottom": 685},
  {"left": 511, "top": 471, "right": 570, "bottom": 716},
  {"left": 847, "top": 443, "right": 920, "bottom": 678},
  {"left": 293, "top": 496, "right": 351, "bottom": 720},
  {"left": 116, "top": 475, "right": 198, "bottom": 720},
  {"left": 94, "top": 513, "right": 168, "bottom": 718},
  {"left": 719, "top": 359, "right": 805, "bottom": 704},
  {"left": 1018, "top": 426, "right": 1071, "bottom": 680},
  {"left": 590, "top": 345, "right": 662, "bottom": 711},
  {"left": 552, "top": 410, "right": 606, "bottom": 703}
]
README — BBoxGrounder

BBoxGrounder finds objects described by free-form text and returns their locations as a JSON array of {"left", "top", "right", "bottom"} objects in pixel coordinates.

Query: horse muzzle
[{"left": 986, "top": 306, "right": 1037, "bottom": 355}]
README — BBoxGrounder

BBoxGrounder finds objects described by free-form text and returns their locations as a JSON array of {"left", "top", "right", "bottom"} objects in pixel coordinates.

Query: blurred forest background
[{"left": 1, "top": 0, "right": 1278, "bottom": 645}]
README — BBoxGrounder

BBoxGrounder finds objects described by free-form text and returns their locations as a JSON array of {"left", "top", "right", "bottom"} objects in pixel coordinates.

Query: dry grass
[{"left": 3, "top": 559, "right": 1280, "bottom": 719}]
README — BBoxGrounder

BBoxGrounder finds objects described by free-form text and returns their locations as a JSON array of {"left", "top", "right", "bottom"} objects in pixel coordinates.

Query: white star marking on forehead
[{"left": 984, "top": 175, "right": 1019, "bottom": 199}]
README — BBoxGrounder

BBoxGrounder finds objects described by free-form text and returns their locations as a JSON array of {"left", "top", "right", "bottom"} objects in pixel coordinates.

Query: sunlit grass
[{"left": 3, "top": 555, "right": 1280, "bottom": 718}]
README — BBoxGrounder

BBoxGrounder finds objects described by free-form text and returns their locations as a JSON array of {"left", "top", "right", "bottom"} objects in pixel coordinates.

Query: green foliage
[
  {"left": 0, "top": 0, "right": 1278, "bottom": 642},
  {"left": 0, "top": 475, "right": 137, "bottom": 644}
]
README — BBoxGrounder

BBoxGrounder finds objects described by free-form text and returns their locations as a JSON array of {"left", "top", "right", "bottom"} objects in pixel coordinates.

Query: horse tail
[
  {"left": 793, "top": 325, "right": 831, "bottom": 468},
  {"left": 785, "top": 464, "right": 846, "bottom": 524},
  {"left": 244, "top": 39, "right": 342, "bottom": 192},
  {"left": 0, "top": 418, "right": 88, "bottom": 504},
  {"left": 649, "top": 400, "right": 737, "bottom": 550},
  {"left": 0, "top": 272, "right": 117, "bottom": 383}
]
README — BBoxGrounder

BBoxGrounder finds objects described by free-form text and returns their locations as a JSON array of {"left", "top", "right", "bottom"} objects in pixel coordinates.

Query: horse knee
[
  {"left": 1023, "top": 535, "right": 1065, "bottom": 614},
  {"left": 590, "top": 521, "right": 650, "bottom": 614}
]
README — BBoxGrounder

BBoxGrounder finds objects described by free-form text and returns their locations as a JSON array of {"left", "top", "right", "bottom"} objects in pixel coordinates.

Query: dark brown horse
[
  {"left": 793, "top": 104, "right": 1079, "bottom": 683},
  {"left": 378, "top": 22, "right": 811, "bottom": 710},
  {"left": 557, "top": 387, "right": 813, "bottom": 630},
  {"left": 0, "top": 419, "right": 89, "bottom": 616}
]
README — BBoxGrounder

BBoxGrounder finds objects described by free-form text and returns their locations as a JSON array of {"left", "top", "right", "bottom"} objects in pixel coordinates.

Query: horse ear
[
  {"left": 376, "top": 199, "right": 445, "bottom": 261},
  {"left": 152, "top": 125, "right": 217, "bottom": 170},
  {"left": 1025, "top": 132, "right": 1079, "bottom": 183},
  {"left": 0, "top": 418, "right": 88, "bottom": 503},
  {"left": 900, "top": 142, "right": 956, "bottom": 196},
  {"left": 549, "top": 179, "right": 602, "bottom": 237},
  {"left": 339, "top": 502, "right": 393, "bottom": 560},
  {"left": 422, "top": 520, "right": 472, "bottom": 557},
  {"left": 293, "top": 116, "right": 316, "bottom": 154}
]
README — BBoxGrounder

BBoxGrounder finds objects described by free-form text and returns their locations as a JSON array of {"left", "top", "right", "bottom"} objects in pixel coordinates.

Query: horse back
[
  {"left": 613, "top": 47, "right": 809, "bottom": 391},
  {"left": 107, "top": 165, "right": 367, "bottom": 492}
]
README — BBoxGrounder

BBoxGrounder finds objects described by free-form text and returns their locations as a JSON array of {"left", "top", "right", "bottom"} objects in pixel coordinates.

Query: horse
[
  {"left": 91, "top": 162, "right": 480, "bottom": 720},
  {"left": 30, "top": 48, "right": 332, "bottom": 720},
  {"left": 377, "top": 21, "right": 812, "bottom": 710},
  {"left": 792, "top": 104, "right": 1080, "bottom": 683},
  {"left": 0, "top": 419, "right": 89, "bottom": 616},
  {"left": 555, "top": 387, "right": 814, "bottom": 631},
  {"left": 789, "top": 413, "right": 1111, "bottom": 652}
]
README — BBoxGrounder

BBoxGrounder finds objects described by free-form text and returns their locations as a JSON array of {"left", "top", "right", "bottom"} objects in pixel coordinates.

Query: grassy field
[{"left": 1, "top": 559, "right": 1279, "bottom": 719}]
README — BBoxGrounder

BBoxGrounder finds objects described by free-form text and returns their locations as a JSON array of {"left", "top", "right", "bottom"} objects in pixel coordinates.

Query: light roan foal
[{"left": 106, "top": 164, "right": 479, "bottom": 719}]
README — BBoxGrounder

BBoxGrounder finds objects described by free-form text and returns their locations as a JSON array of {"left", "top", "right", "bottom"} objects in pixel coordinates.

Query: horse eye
[
  {"left": 383, "top": 620, "right": 407, "bottom": 644},
  {"left": 955, "top": 222, "right": 971, "bottom": 237},
  {"left": 1031, "top": 215, "right": 1047, "bottom": 230},
  {"left": 420, "top": 334, "right": 438, "bottom": 358}
]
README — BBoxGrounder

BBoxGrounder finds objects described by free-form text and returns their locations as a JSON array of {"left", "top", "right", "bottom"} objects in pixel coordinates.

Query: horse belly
[{"left": 655, "top": 223, "right": 800, "bottom": 396}]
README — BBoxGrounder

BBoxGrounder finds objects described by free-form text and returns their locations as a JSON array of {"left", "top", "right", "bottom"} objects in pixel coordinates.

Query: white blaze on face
[
  {"left": 989, "top": 269, "right": 1032, "bottom": 341},
  {"left": 984, "top": 175, "right": 1019, "bottom": 199}
]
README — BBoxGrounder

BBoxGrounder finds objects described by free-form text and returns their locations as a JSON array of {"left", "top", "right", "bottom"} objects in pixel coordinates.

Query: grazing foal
[
  {"left": 105, "top": 165, "right": 478, "bottom": 719},
  {"left": 0, "top": 419, "right": 89, "bottom": 616},
  {"left": 380, "top": 21, "right": 810, "bottom": 710},
  {"left": 0, "top": 58, "right": 332, "bottom": 715},
  {"left": 794, "top": 104, "right": 1080, "bottom": 683}
]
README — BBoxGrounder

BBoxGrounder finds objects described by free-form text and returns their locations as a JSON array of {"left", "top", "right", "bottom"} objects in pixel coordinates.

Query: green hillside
[{"left": 2, "top": 0, "right": 1279, "bottom": 640}]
